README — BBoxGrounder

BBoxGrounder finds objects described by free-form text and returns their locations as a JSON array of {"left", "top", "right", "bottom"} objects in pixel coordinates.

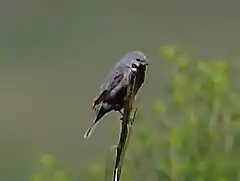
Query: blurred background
[{"left": 0, "top": 0, "right": 240, "bottom": 180}]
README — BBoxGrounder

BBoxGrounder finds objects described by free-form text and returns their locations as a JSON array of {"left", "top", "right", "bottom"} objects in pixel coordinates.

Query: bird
[{"left": 84, "top": 51, "right": 149, "bottom": 139}]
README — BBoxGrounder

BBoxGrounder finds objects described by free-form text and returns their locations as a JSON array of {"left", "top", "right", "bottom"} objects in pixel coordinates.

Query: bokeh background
[{"left": 1, "top": 0, "right": 240, "bottom": 180}]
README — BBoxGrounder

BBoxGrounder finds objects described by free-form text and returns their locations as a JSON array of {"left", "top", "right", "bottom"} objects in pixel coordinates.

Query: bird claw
[{"left": 120, "top": 117, "right": 134, "bottom": 124}]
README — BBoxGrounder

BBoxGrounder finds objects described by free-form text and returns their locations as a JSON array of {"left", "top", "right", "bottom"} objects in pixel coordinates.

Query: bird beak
[
  {"left": 143, "top": 60, "right": 149, "bottom": 66},
  {"left": 143, "top": 59, "right": 149, "bottom": 66}
]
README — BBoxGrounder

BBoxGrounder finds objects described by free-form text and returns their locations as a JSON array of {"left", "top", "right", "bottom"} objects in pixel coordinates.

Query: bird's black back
[
  {"left": 94, "top": 64, "right": 147, "bottom": 123},
  {"left": 104, "top": 64, "right": 146, "bottom": 111}
]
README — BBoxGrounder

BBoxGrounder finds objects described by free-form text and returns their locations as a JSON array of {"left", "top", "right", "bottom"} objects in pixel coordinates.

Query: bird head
[{"left": 124, "top": 51, "right": 149, "bottom": 72}]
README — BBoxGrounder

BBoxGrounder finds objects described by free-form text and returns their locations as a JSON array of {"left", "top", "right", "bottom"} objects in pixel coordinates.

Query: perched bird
[{"left": 84, "top": 51, "right": 149, "bottom": 139}]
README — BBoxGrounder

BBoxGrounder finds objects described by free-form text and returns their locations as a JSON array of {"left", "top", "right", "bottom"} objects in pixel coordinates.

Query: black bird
[{"left": 84, "top": 51, "right": 149, "bottom": 139}]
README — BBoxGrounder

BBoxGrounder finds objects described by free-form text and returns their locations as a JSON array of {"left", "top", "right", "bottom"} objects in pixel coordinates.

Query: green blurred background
[{"left": 0, "top": 0, "right": 240, "bottom": 180}]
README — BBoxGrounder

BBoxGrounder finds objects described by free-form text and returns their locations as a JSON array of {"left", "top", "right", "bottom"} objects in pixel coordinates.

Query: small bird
[{"left": 84, "top": 51, "right": 149, "bottom": 139}]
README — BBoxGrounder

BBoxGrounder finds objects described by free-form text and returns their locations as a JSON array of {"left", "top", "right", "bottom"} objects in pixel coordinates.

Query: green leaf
[
  {"left": 31, "top": 174, "right": 42, "bottom": 181},
  {"left": 161, "top": 46, "right": 177, "bottom": 61},
  {"left": 177, "top": 53, "right": 190, "bottom": 68},
  {"left": 54, "top": 170, "right": 70, "bottom": 181},
  {"left": 40, "top": 154, "right": 55, "bottom": 170}
]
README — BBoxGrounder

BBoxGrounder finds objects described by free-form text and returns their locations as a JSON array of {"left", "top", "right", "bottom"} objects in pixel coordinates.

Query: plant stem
[{"left": 112, "top": 72, "right": 137, "bottom": 181}]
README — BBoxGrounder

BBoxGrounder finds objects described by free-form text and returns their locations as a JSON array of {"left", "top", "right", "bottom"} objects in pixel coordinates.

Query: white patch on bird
[{"left": 131, "top": 67, "right": 137, "bottom": 72}]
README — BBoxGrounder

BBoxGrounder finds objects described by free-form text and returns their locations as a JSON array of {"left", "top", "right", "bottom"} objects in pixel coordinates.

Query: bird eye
[
  {"left": 132, "top": 64, "right": 138, "bottom": 68},
  {"left": 136, "top": 58, "right": 140, "bottom": 62},
  {"left": 131, "top": 64, "right": 138, "bottom": 72}
]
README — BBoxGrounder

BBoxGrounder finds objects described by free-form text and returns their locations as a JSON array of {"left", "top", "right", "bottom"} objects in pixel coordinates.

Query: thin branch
[
  {"left": 117, "top": 108, "right": 138, "bottom": 179},
  {"left": 112, "top": 71, "right": 137, "bottom": 181}
]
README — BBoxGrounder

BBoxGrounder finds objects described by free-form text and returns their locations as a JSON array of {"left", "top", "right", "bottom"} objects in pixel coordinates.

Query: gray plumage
[{"left": 84, "top": 51, "right": 149, "bottom": 139}]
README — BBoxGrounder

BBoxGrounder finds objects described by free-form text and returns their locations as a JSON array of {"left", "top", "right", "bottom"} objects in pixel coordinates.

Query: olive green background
[{"left": 0, "top": 0, "right": 240, "bottom": 180}]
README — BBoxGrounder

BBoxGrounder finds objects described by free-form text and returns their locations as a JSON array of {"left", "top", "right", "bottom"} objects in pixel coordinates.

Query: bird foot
[
  {"left": 120, "top": 117, "right": 134, "bottom": 125},
  {"left": 119, "top": 108, "right": 137, "bottom": 124}
]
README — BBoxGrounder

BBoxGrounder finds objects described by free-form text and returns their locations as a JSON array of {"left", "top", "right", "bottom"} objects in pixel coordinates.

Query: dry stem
[{"left": 112, "top": 72, "right": 137, "bottom": 181}]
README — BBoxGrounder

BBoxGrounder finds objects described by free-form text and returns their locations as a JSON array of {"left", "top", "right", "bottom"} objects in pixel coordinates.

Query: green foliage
[
  {"left": 152, "top": 46, "right": 240, "bottom": 181},
  {"left": 31, "top": 155, "right": 71, "bottom": 181},
  {"left": 33, "top": 46, "right": 240, "bottom": 181},
  {"left": 82, "top": 163, "right": 108, "bottom": 181}
]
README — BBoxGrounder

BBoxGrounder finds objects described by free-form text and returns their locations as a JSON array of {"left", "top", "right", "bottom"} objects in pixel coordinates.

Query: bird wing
[
  {"left": 92, "top": 56, "right": 132, "bottom": 110},
  {"left": 92, "top": 72, "right": 125, "bottom": 109}
]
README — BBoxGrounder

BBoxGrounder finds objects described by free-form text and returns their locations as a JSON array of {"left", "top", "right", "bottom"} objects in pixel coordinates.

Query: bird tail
[
  {"left": 84, "top": 106, "right": 108, "bottom": 139},
  {"left": 84, "top": 121, "right": 99, "bottom": 139}
]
